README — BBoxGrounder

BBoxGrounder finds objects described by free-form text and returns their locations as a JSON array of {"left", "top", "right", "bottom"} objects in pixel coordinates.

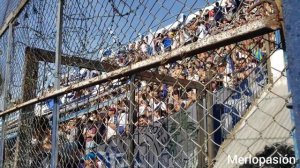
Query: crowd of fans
[
  {"left": 42, "top": 0, "right": 276, "bottom": 106},
  {"left": 100, "top": 0, "right": 275, "bottom": 66},
  {"left": 30, "top": 1, "right": 278, "bottom": 167}
]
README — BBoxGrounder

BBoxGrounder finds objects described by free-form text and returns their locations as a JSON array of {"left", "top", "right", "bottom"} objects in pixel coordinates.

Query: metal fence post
[
  {"left": 264, "top": 34, "right": 273, "bottom": 85},
  {"left": 196, "top": 87, "right": 205, "bottom": 168},
  {"left": 2, "top": 23, "right": 12, "bottom": 111},
  {"left": 0, "top": 22, "right": 13, "bottom": 168},
  {"left": 282, "top": 0, "right": 300, "bottom": 165},
  {"left": 0, "top": 116, "right": 5, "bottom": 168},
  {"left": 128, "top": 75, "right": 135, "bottom": 168},
  {"left": 50, "top": 0, "right": 63, "bottom": 167},
  {"left": 206, "top": 70, "right": 215, "bottom": 168}
]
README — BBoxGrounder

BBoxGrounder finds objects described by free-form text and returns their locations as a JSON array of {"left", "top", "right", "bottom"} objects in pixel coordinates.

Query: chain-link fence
[
  {"left": 0, "top": 31, "right": 8, "bottom": 110},
  {"left": 0, "top": 0, "right": 296, "bottom": 168},
  {"left": 0, "top": 0, "right": 22, "bottom": 28}
]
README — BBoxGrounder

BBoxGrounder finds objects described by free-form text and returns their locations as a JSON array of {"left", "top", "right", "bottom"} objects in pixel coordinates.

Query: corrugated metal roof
[{"left": 214, "top": 77, "right": 293, "bottom": 168}]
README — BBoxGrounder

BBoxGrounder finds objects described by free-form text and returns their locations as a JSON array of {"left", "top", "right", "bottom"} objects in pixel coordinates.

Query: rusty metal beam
[
  {"left": 27, "top": 47, "right": 115, "bottom": 71},
  {"left": 22, "top": 49, "right": 39, "bottom": 101},
  {"left": 27, "top": 47, "right": 202, "bottom": 89},
  {"left": 136, "top": 71, "right": 202, "bottom": 89},
  {"left": 0, "top": 17, "right": 281, "bottom": 116}
]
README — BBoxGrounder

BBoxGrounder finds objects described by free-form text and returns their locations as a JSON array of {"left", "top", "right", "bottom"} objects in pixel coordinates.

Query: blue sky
[{"left": 62, "top": 0, "right": 216, "bottom": 57}]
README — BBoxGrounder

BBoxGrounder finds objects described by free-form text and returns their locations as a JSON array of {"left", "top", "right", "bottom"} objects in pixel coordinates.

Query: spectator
[
  {"left": 178, "top": 29, "right": 186, "bottom": 46},
  {"left": 140, "top": 40, "right": 149, "bottom": 55},
  {"left": 214, "top": 2, "right": 224, "bottom": 25},
  {"left": 171, "top": 30, "right": 180, "bottom": 49},
  {"left": 138, "top": 99, "right": 149, "bottom": 115},
  {"left": 150, "top": 94, "right": 167, "bottom": 112},
  {"left": 81, "top": 152, "right": 102, "bottom": 168},
  {"left": 166, "top": 104, "right": 175, "bottom": 115},
  {"left": 208, "top": 9, "right": 215, "bottom": 23},
  {"left": 196, "top": 20, "right": 208, "bottom": 40},
  {"left": 80, "top": 68, "right": 91, "bottom": 80},
  {"left": 254, "top": 42, "right": 265, "bottom": 61},
  {"left": 222, "top": 0, "right": 235, "bottom": 14},
  {"left": 161, "top": 83, "right": 168, "bottom": 99},
  {"left": 89, "top": 111, "right": 97, "bottom": 122},
  {"left": 187, "top": 66, "right": 200, "bottom": 81},
  {"left": 153, "top": 110, "right": 162, "bottom": 122},
  {"left": 105, "top": 107, "right": 118, "bottom": 140},
  {"left": 182, "top": 27, "right": 193, "bottom": 44},
  {"left": 84, "top": 120, "right": 97, "bottom": 154},
  {"left": 65, "top": 119, "right": 78, "bottom": 151},
  {"left": 170, "top": 89, "right": 185, "bottom": 112},
  {"left": 136, "top": 115, "right": 149, "bottom": 127},
  {"left": 144, "top": 36, "right": 153, "bottom": 56},
  {"left": 185, "top": 88, "right": 197, "bottom": 108},
  {"left": 162, "top": 33, "right": 173, "bottom": 52},
  {"left": 118, "top": 110, "right": 127, "bottom": 136},
  {"left": 153, "top": 33, "right": 162, "bottom": 54}
]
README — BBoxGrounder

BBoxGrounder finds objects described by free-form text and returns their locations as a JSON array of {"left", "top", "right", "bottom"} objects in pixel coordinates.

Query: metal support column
[
  {"left": 196, "top": 87, "right": 205, "bottom": 168},
  {"left": 206, "top": 70, "right": 215, "bottom": 168},
  {"left": 2, "top": 24, "right": 12, "bottom": 110},
  {"left": 50, "top": 0, "right": 63, "bottom": 167},
  {"left": 0, "top": 116, "right": 5, "bottom": 168},
  {"left": 282, "top": 0, "right": 300, "bottom": 166},
  {"left": 128, "top": 75, "right": 136, "bottom": 168},
  {"left": 264, "top": 34, "right": 273, "bottom": 85},
  {"left": 0, "top": 22, "right": 13, "bottom": 168}
]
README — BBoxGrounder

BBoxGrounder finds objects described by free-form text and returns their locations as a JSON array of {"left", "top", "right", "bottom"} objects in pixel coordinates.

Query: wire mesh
[
  {"left": 3, "top": 111, "right": 19, "bottom": 167},
  {"left": 9, "top": 0, "right": 57, "bottom": 104},
  {"left": 0, "top": 0, "right": 22, "bottom": 28},
  {"left": 0, "top": 0, "right": 295, "bottom": 168},
  {"left": 0, "top": 31, "right": 8, "bottom": 110}
]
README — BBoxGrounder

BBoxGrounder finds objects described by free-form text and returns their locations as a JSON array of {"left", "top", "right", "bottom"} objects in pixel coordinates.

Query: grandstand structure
[{"left": 0, "top": 0, "right": 297, "bottom": 168}]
